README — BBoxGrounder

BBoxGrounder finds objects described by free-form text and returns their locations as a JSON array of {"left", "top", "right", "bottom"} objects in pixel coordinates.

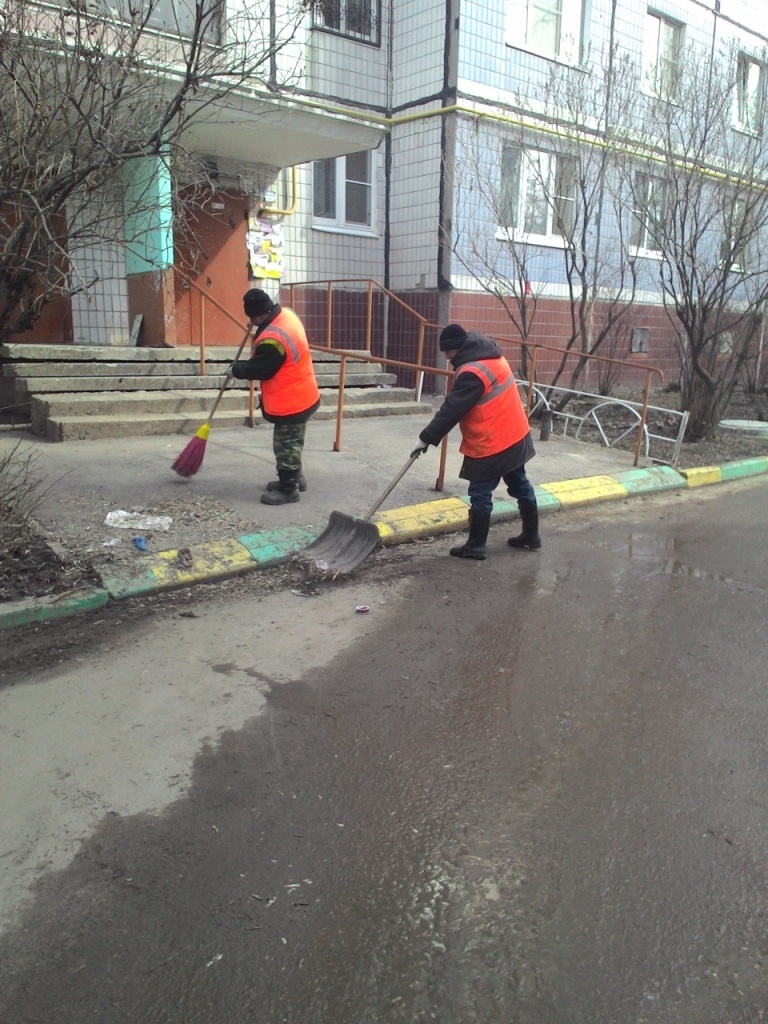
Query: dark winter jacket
[{"left": 419, "top": 330, "right": 535, "bottom": 482}]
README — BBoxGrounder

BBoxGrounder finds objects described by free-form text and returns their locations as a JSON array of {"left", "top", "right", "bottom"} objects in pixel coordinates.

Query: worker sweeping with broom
[
  {"left": 227, "top": 289, "right": 320, "bottom": 505},
  {"left": 410, "top": 323, "right": 540, "bottom": 560}
]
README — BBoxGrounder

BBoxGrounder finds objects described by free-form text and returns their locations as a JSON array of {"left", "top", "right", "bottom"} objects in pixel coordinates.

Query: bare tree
[
  {"left": 449, "top": 136, "right": 539, "bottom": 378},
  {"left": 448, "top": 49, "right": 639, "bottom": 402},
  {"left": 0, "top": 0, "right": 307, "bottom": 340},
  {"left": 624, "top": 43, "right": 768, "bottom": 439},
  {"left": 529, "top": 52, "right": 640, "bottom": 405}
]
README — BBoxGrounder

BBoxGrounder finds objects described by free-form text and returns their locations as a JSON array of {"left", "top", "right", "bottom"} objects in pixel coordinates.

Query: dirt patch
[
  {"left": 0, "top": 491, "right": 261, "bottom": 605},
  {"left": 0, "top": 529, "right": 102, "bottom": 603},
  {"left": 48, "top": 491, "right": 261, "bottom": 577}
]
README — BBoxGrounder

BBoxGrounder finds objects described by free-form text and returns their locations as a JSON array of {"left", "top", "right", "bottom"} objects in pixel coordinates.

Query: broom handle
[
  {"left": 364, "top": 454, "right": 420, "bottom": 521},
  {"left": 205, "top": 324, "right": 254, "bottom": 426}
]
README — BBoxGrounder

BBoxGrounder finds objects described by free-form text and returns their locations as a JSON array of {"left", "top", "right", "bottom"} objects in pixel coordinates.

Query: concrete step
[
  {"left": 4, "top": 351, "right": 384, "bottom": 378},
  {"left": 31, "top": 385, "right": 419, "bottom": 422},
  {"left": 31, "top": 387, "right": 432, "bottom": 440},
  {"left": 13, "top": 369, "right": 396, "bottom": 396},
  {"left": 1, "top": 343, "right": 244, "bottom": 363},
  {"left": 1, "top": 342, "right": 386, "bottom": 365},
  {"left": 42, "top": 400, "right": 433, "bottom": 441},
  {"left": 5, "top": 361, "right": 230, "bottom": 379}
]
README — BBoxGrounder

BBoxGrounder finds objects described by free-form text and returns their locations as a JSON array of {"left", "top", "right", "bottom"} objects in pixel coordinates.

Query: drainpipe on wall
[
  {"left": 436, "top": 0, "right": 460, "bottom": 393},
  {"left": 756, "top": 310, "right": 766, "bottom": 390}
]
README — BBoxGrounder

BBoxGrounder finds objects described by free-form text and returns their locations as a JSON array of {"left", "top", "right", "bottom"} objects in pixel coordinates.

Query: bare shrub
[{"left": 0, "top": 441, "right": 49, "bottom": 543}]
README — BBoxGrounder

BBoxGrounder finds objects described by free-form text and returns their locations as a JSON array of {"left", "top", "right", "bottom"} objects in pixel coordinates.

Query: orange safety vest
[
  {"left": 254, "top": 307, "right": 320, "bottom": 418},
  {"left": 455, "top": 356, "right": 529, "bottom": 458}
]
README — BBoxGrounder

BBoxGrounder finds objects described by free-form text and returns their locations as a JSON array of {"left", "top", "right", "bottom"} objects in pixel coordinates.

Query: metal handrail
[
  {"left": 307, "top": 342, "right": 454, "bottom": 491},
  {"left": 492, "top": 337, "right": 664, "bottom": 468},
  {"left": 524, "top": 382, "right": 689, "bottom": 466},
  {"left": 172, "top": 264, "right": 248, "bottom": 374},
  {"left": 178, "top": 274, "right": 673, "bottom": 472}
]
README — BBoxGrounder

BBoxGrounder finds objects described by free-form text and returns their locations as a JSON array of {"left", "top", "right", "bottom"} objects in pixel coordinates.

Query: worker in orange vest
[
  {"left": 229, "top": 289, "right": 320, "bottom": 505},
  {"left": 411, "top": 323, "right": 540, "bottom": 560}
]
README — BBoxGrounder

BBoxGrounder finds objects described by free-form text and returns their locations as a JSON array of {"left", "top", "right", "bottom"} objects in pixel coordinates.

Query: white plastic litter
[{"left": 104, "top": 510, "right": 173, "bottom": 531}]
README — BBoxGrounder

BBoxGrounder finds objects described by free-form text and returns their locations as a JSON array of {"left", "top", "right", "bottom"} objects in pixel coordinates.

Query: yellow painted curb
[
  {"left": 680, "top": 466, "right": 723, "bottom": 487},
  {"left": 375, "top": 497, "right": 468, "bottom": 543},
  {"left": 540, "top": 475, "right": 628, "bottom": 508},
  {"left": 150, "top": 539, "right": 254, "bottom": 586}
]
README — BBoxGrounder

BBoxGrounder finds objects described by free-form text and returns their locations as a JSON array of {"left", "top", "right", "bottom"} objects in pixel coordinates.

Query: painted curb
[
  {"left": 0, "top": 588, "right": 109, "bottom": 631},
  {"left": 102, "top": 538, "right": 257, "bottom": 599},
  {"left": 3, "top": 456, "right": 767, "bottom": 631},
  {"left": 459, "top": 489, "right": 562, "bottom": 517},
  {"left": 720, "top": 456, "right": 768, "bottom": 481},
  {"left": 612, "top": 465, "right": 687, "bottom": 494},
  {"left": 376, "top": 497, "right": 467, "bottom": 544},
  {"left": 240, "top": 525, "right": 321, "bottom": 565},
  {"left": 680, "top": 465, "right": 723, "bottom": 487},
  {"left": 540, "top": 474, "right": 629, "bottom": 507}
]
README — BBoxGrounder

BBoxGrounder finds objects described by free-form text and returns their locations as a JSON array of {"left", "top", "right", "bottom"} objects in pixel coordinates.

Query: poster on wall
[{"left": 247, "top": 217, "right": 285, "bottom": 279}]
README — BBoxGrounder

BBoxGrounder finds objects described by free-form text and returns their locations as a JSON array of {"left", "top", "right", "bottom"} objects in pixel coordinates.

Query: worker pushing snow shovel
[
  {"left": 300, "top": 322, "right": 540, "bottom": 574},
  {"left": 411, "top": 323, "right": 541, "bottom": 561}
]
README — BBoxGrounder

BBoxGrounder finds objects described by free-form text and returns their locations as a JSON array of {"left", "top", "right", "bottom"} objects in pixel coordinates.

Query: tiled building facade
[
  {"left": 19, "top": 0, "right": 768, "bottom": 379},
  {"left": 270, "top": 0, "right": 768, "bottom": 381}
]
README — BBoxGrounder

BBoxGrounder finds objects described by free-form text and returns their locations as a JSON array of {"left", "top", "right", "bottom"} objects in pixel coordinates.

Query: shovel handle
[
  {"left": 364, "top": 453, "right": 420, "bottom": 521},
  {"left": 205, "top": 324, "right": 254, "bottom": 425}
]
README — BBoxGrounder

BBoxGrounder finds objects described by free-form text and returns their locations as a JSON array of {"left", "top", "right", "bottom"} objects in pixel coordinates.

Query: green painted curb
[
  {"left": 0, "top": 589, "right": 109, "bottom": 631},
  {"left": 240, "top": 525, "right": 320, "bottom": 565},
  {"left": 612, "top": 465, "right": 687, "bottom": 494},
  {"left": 534, "top": 488, "right": 562, "bottom": 513},
  {"left": 101, "top": 569, "right": 161, "bottom": 601},
  {"left": 721, "top": 457, "right": 768, "bottom": 480}
]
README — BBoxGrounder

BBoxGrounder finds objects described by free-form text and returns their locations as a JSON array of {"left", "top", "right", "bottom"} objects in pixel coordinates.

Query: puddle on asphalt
[{"left": 588, "top": 534, "right": 764, "bottom": 592}]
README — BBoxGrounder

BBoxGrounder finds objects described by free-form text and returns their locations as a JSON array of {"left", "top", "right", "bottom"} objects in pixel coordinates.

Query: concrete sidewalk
[{"left": 2, "top": 410, "right": 768, "bottom": 630}]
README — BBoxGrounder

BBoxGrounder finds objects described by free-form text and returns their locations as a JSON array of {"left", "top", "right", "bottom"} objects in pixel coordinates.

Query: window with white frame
[
  {"left": 505, "top": 0, "right": 583, "bottom": 64},
  {"left": 499, "top": 146, "right": 577, "bottom": 243},
  {"left": 717, "top": 331, "right": 734, "bottom": 355},
  {"left": 312, "top": 0, "right": 378, "bottom": 44},
  {"left": 630, "top": 173, "right": 668, "bottom": 254},
  {"left": 643, "top": 10, "right": 683, "bottom": 100},
  {"left": 736, "top": 54, "right": 766, "bottom": 134},
  {"left": 312, "top": 151, "right": 374, "bottom": 232},
  {"left": 721, "top": 195, "right": 751, "bottom": 272}
]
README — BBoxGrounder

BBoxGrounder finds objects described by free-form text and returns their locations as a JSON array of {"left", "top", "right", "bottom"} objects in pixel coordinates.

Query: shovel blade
[{"left": 298, "top": 511, "right": 381, "bottom": 573}]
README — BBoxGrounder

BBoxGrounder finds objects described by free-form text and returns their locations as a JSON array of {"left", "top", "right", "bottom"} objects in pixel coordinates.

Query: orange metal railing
[
  {"left": 180, "top": 274, "right": 667, "bottom": 477},
  {"left": 494, "top": 339, "right": 664, "bottom": 468},
  {"left": 286, "top": 278, "right": 431, "bottom": 390}
]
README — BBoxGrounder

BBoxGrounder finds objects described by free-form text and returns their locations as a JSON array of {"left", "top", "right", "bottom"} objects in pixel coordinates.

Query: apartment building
[
  {"left": 11, "top": 0, "right": 768, "bottom": 374},
  {"left": 274, "top": 0, "right": 768, "bottom": 379}
]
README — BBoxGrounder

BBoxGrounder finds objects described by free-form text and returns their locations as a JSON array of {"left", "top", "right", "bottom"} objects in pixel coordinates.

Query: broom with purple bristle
[{"left": 172, "top": 325, "right": 253, "bottom": 479}]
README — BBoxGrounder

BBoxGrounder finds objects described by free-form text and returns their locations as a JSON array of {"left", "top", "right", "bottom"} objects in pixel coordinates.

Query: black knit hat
[
  {"left": 438, "top": 324, "right": 468, "bottom": 351},
  {"left": 243, "top": 289, "right": 274, "bottom": 316}
]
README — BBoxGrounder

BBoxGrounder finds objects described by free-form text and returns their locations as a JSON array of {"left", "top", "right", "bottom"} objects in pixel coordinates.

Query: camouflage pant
[{"left": 273, "top": 421, "right": 307, "bottom": 475}]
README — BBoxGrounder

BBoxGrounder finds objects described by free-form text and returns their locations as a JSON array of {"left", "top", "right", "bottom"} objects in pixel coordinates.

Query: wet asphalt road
[{"left": 2, "top": 481, "right": 768, "bottom": 1023}]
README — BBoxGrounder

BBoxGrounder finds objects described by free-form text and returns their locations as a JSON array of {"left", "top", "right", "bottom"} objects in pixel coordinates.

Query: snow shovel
[{"left": 298, "top": 453, "right": 421, "bottom": 573}]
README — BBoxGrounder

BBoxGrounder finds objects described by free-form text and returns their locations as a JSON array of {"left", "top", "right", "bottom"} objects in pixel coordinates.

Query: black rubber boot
[
  {"left": 507, "top": 500, "right": 541, "bottom": 550},
  {"left": 261, "top": 485, "right": 299, "bottom": 505},
  {"left": 450, "top": 511, "right": 491, "bottom": 560},
  {"left": 261, "top": 469, "right": 301, "bottom": 505},
  {"left": 267, "top": 472, "right": 307, "bottom": 492}
]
